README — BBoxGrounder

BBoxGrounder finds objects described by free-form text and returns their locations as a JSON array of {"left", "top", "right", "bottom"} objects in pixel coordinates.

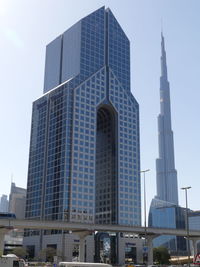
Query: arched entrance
[{"left": 95, "top": 105, "right": 118, "bottom": 224}]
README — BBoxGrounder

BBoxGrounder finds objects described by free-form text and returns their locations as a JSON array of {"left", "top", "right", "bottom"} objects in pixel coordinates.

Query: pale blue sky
[{"left": 0, "top": 0, "right": 200, "bottom": 223}]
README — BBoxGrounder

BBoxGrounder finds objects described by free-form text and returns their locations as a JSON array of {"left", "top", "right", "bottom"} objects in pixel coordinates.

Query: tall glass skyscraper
[
  {"left": 156, "top": 33, "right": 178, "bottom": 205},
  {"left": 148, "top": 34, "right": 186, "bottom": 255},
  {"left": 25, "top": 7, "right": 141, "bottom": 228}
]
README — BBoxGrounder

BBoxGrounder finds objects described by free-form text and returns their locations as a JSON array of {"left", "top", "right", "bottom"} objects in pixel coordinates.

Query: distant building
[
  {"left": 149, "top": 198, "right": 186, "bottom": 255},
  {"left": 0, "top": 194, "right": 8, "bottom": 212},
  {"left": 9, "top": 182, "right": 26, "bottom": 219}
]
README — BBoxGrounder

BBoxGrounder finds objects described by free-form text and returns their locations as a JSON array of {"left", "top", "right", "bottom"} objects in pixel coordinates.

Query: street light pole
[
  {"left": 141, "top": 169, "right": 150, "bottom": 264},
  {"left": 181, "top": 186, "right": 191, "bottom": 267}
]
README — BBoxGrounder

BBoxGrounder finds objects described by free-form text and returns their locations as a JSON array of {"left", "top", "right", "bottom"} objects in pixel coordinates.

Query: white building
[{"left": 0, "top": 195, "right": 8, "bottom": 212}]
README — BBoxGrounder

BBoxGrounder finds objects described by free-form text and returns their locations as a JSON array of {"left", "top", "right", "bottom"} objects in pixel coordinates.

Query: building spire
[{"left": 161, "top": 32, "right": 168, "bottom": 79}]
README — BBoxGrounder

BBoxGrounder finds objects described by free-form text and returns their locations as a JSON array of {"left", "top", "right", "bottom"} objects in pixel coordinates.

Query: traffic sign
[{"left": 194, "top": 253, "right": 200, "bottom": 264}]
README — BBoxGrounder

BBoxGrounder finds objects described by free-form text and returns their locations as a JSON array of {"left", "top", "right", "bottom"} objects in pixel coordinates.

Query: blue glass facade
[
  {"left": 80, "top": 8, "right": 105, "bottom": 80},
  {"left": 26, "top": 7, "right": 141, "bottom": 226},
  {"left": 189, "top": 211, "right": 200, "bottom": 231},
  {"left": 108, "top": 9, "right": 130, "bottom": 93},
  {"left": 26, "top": 86, "right": 73, "bottom": 220},
  {"left": 148, "top": 199, "right": 186, "bottom": 254}
]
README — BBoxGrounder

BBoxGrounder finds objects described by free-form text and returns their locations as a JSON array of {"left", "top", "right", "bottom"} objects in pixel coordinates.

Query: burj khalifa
[
  {"left": 148, "top": 34, "right": 186, "bottom": 254},
  {"left": 156, "top": 33, "right": 178, "bottom": 205}
]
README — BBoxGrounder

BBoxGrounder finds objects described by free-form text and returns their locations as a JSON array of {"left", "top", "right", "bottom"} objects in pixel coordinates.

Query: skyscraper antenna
[{"left": 161, "top": 18, "right": 164, "bottom": 35}]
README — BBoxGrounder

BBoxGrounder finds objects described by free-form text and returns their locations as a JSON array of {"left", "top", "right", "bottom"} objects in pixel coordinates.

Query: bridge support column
[
  {"left": 191, "top": 238, "right": 200, "bottom": 256},
  {"left": 75, "top": 231, "right": 92, "bottom": 262},
  {"left": 147, "top": 235, "right": 154, "bottom": 265}
]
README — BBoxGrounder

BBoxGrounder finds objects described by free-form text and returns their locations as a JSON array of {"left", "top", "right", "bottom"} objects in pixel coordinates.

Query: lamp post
[
  {"left": 181, "top": 186, "right": 191, "bottom": 267},
  {"left": 141, "top": 169, "right": 150, "bottom": 264}
]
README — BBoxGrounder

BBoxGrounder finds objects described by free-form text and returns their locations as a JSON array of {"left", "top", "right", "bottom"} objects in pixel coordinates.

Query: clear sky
[{"left": 0, "top": 0, "right": 200, "bottom": 224}]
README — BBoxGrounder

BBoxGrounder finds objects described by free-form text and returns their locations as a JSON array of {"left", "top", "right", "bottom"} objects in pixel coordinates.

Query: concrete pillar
[
  {"left": 147, "top": 235, "right": 154, "bottom": 265},
  {"left": 61, "top": 230, "right": 66, "bottom": 261},
  {"left": 79, "top": 235, "right": 86, "bottom": 262},
  {"left": 117, "top": 234, "right": 125, "bottom": 266},
  {"left": 85, "top": 234, "right": 94, "bottom": 263},
  {"left": 75, "top": 231, "right": 92, "bottom": 262}
]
